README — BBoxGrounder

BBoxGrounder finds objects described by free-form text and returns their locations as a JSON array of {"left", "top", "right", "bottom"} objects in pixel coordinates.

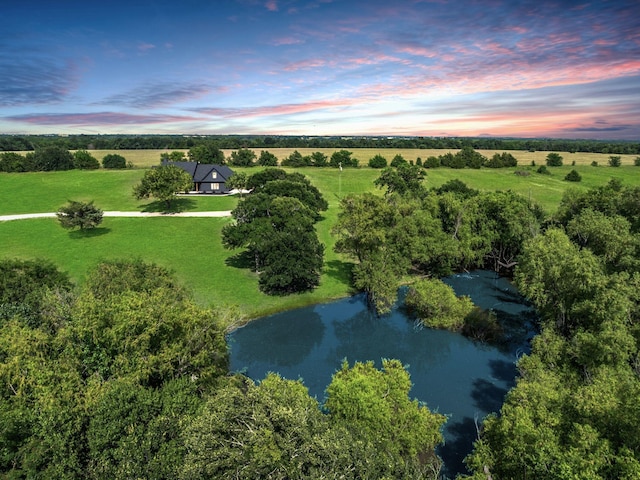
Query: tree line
[{"left": 2, "top": 134, "right": 639, "bottom": 155}]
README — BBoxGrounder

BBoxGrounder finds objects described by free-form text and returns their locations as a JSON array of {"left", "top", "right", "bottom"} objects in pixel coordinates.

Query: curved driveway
[{"left": 0, "top": 211, "right": 232, "bottom": 222}]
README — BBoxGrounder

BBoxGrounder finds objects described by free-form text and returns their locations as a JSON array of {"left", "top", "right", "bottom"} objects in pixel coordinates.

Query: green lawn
[{"left": 1, "top": 164, "right": 639, "bottom": 320}]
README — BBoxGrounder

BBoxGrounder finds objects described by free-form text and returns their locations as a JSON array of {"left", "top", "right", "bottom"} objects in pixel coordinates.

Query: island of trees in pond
[{"left": 1, "top": 164, "right": 640, "bottom": 477}]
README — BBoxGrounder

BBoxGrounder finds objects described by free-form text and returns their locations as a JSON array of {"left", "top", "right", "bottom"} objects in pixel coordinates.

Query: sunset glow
[{"left": 2, "top": 0, "right": 639, "bottom": 139}]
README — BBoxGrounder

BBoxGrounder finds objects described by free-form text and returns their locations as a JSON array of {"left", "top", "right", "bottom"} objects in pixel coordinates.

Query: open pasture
[
  {"left": 59, "top": 148, "right": 640, "bottom": 168},
  {"left": 1, "top": 162, "right": 639, "bottom": 318}
]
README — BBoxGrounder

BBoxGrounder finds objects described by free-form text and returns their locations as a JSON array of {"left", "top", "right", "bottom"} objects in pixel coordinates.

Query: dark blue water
[{"left": 227, "top": 270, "right": 536, "bottom": 477}]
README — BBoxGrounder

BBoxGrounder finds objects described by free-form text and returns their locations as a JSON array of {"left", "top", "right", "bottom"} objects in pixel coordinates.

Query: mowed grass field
[{"left": 2, "top": 151, "right": 640, "bottom": 320}]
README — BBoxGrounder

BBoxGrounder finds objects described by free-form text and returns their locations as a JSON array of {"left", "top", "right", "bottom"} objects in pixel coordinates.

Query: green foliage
[
  {"left": 406, "top": 278, "right": 474, "bottom": 330},
  {"left": 188, "top": 143, "right": 225, "bottom": 164},
  {"left": 56, "top": 200, "right": 104, "bottom": 230},
  {"left": 257, "top": 150, "right": 278, "bottom": 166},
  {"left": 281, "top": 149, "right": 311, "bottom": 167},
  {"left": 390, "top": 153, "right": 408, "bottom": 167},
  {"left": 28, "top": 146, "right": 75, "bottom": 171},
  {"left": 330, "top": 149, "right": 358, "bottom": 168},
  {"left": 486, "top": 151, "right": 518, "bottom": 168},
  {"left": 591, "top": 160, "right": 599, "bottom": 166},
  {"left": 0, "top": 258, "right": 73, "bottom": 328},
  {"left": 228, "top": 148, "right": 256, "bottom": 167},
  {"left": 133, "top": 164, "right": 193, "bottom": 210},
  {"left": 564, "top": 168, "right": 582, "bottom": 182},
  {"left": 309, "top": 151, "right": 328, "bottom": 167},
  {"left": 609, "top": 155, "right": 622, "bottom": 167},
  {"left": 635, "top": 156, "right": 640, "bottom": 166},
  {"left": 0, "top": 260, "right": 230, "bottom": 477},
  {"left": 223, "top": 172, "right": 326, "bottom": 295},
  {"left": 0, "top": 152, "right": 29, "bottom": 172},
  {"left": 101, "top": 153, "right": 127, "bottom": 169},
  {"left": 368, "top": 154, "right": 388, "bottom": 168},
  {"left": 325, "top": 359, "right": 445, "bottom": 468},
  {"left": 546, "top": 152, "right": 563, "bottom": 166},
  {"left": 537, "top": 165, "right": 550, "bottom": 174},
  {"left": 424, "top": 156, "right": 441, "bottom": 168},
  {"left": 374, "top": 163, "right": 426, "bottom": 196},
  {"left": 72, "top": 149, "right": 100, "bottom": 169}
]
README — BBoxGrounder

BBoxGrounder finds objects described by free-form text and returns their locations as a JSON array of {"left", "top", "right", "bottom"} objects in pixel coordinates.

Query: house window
[
  {"left": 211, "top": 172, "right": 217, "bottom": 179},
  {"left": 212, "top": 183, "right": 219, "bottom": 190}
]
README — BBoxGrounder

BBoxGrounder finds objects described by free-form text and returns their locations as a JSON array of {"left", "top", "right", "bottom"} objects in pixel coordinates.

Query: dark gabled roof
[
  {"left": 164, "top": 161, "right": 234, "bottom": 182},
  {"left": 193, "top": 163, "right": 234, "bottom": 182},
  {"left": 164, "top": 160, "right": 198, "bottom": 176}
]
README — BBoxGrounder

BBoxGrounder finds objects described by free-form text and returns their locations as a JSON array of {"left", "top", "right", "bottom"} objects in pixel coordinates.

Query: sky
[{"left": 2, "top": 0, "right": 639, "bottom": 139}]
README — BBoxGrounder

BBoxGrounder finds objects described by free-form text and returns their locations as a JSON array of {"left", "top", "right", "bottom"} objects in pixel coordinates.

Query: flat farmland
[
  {"left": 51, "top": 148, "right": 640, "bottom": 168},
  {"left": 2, "top": 159, "right": 639, "bottom": 318}
]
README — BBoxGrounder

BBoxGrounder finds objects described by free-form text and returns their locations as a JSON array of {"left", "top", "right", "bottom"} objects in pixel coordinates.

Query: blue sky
[{"left": 2, "top": 0, "right": 639, "bottom": 139}]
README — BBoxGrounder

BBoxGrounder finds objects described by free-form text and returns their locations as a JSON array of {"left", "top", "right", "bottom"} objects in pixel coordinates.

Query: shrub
[
  {"left": 390, "top": 154, "right": 407, "bottom": 167},
  {"left": 635, "top": 156, "right": 640, "bottom": 166},
  {"left": 591, "top": 161, "right": 598, "bottom": 167},
  {"left": 228, "top": 148, "right": 257, "bottom": 167},
  {"left": 30, "top": 146, "right": 75, "bottom": 171},
  {"left": 564, "top": 169, "right": 582, "bottom": 182},
  {"left": 514, "top": 170, "right": 530, "bottom": 176},
  {"left": 608, "top": 155, "right": 621, "bottom": 167},
  {"left": 368, "top": 154, "right": 388, "bottom": 168},
  {"left": 258, "top": 150, "right": 279, "bottom": 166},
  {"left": 423, "top": 156, "right": 440, "bottom": 168},
  {"left": 102, "top": 154, "right": 127, "bottom": 169},
  {"left": 537, "top": 165, "right": 550, "bottom": 175},
  {"left": 73, "top": 150, "right": 100, "bottom": 169},
  {"left": 330, "top": 150, "right": 357, "bottom": 168},
  {"left": 405, "top": 279, "right": 474, "bottom": 330},
  {"left": 546, "top": 152, "right": 563, "bottom": 166}
]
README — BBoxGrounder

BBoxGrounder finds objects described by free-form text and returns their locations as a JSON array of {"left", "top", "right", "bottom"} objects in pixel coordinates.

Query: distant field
[
  {"left": 13, "top": 148, "right": 636, "bottom": 168},
  {"left": 2, "top": 161, "right": 640, "bottom": 319},
  {"left": 36, "top": 148, "right": 639, "bottom": 168}
]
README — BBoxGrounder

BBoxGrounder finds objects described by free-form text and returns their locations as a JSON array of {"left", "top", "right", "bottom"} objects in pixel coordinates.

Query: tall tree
[{"left": 133, "top": 164, "right": 193, "bottom": 210}]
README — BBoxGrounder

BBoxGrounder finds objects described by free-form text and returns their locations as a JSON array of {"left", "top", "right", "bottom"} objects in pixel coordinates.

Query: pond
[{"left": 227, "top": 270, "right": 537, "bottom": 477}]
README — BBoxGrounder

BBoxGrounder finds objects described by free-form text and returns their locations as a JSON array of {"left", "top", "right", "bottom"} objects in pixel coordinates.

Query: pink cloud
[
  {"left": 8, "top": 112, "right": 202, "bottom": 126},
  {"left": 265, "top": 0, "right": 278, "bottom": 11},
  {"left": 137, "top": 42, "right": 156, "bottom": 52},
  {"left": 271, "top": 36, "right": 303, "bottom": 46},
  {"left": 194, "top": 99, "right": 356, "bottom": 118}
]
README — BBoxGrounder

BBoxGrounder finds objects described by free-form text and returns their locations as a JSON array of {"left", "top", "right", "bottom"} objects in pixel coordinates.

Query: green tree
[
  {"left": 228, "top": 148, "right": 256, "bottom": 167},
  {"left": 405, "top": 278, "right": 474, "bottom": 330},
  {"left": 325, "top": 359, "right": 445, "bottom": 470},
  {"left": 223, "top": 195, "right": 324, "bottom": 294},
  {"left": 330, "top": 149, "right": 357, "bottom": 168},
  {"left": 188, "top": 144, "right": 225, "bottom": 164},
  {"left": 257, "top": 150, "right": 278, "bottom": 166},
  {"left": 225, "top": 171, "right": 248, "bottom": 198},
  {"left": 29, "top": 146, "right": 75, "bottom": 171},
  {"left": 609, "top": 155, "right": 622, "bottom": 167},
  {"left": 546, "top": 152, "right": 563, "bottom": 166},
  {"left": 0, "top": 152, "right": 28, "bottom": 172},
  {"left": 310, "top": 151, "right": 328, "bottom": 167},
  {"left": 281, "top": 150, "right": 310, "bottom": 167},
  {"left": 374, "top": 163, "right": 426, "bottom": 196},
  {"left": 56, "top": 200, "right": 104, "bottom": 231},
  {"left": 102, "top": 153, "right": 127, "bottom": 169},
  {"left": 72, "top": 149, "right": 99, "bottom": 169},
  {"left": 133, "top": 164, "right": 193, "bottom": 210},
  {"left": 368, "top": 154, "right": 388, "bottom": 168},
  {"left": 564, "top": 169, "right": 582, "bottom": 182},
  {"left": 390, "top": 153, "right": 408, "bottom": 167}
]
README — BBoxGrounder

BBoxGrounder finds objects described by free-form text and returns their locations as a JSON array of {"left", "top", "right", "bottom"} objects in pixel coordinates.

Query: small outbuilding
[{"left": 163, "top": 161, "right": 234, "bottom": 194}]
